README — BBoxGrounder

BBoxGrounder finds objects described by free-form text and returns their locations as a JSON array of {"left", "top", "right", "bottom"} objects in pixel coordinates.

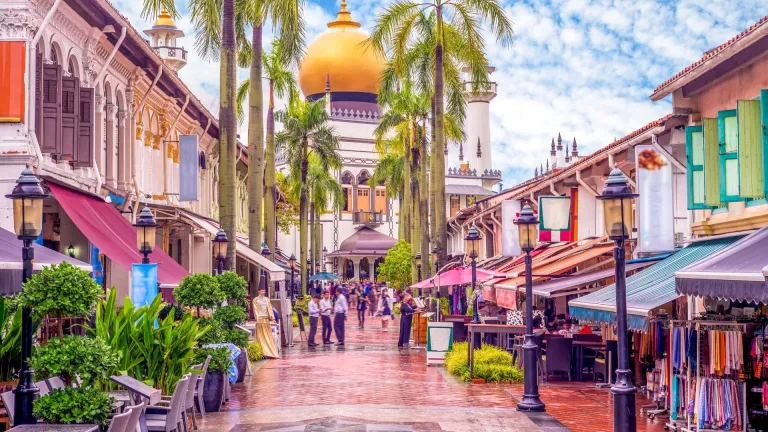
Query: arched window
[{"left": 359, "top": 258, "right": 370, "bottom": 281}]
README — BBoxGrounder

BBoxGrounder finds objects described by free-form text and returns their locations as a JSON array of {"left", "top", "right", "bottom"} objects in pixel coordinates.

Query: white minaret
[
  {"left": 463, "top": 65, "right": 497, "bottom": 175},
  {"left": 143, "top": 10, "right": 187, "bottom": 71}
]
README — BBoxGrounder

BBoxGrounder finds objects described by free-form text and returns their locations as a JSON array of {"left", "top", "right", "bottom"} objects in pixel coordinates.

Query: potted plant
[
  {"left": 0, "top": 296, "right": 23, "bottom": 391},
  {"left": 213, "top": 306, "right": 249, "bottom": 382},
  {"left": 33, "top": 386, "right": 113, "bottom": 427},
  {"left": 193, "top": 346, "right": 232, "bottom": 412},
  {"left": 19, "top": 261, "right": 102, "bottom": 340},
  {"left": 30, "top": 335, "right": 119, "bottom": 387},
  {"left": 215, "top": 272, "right": 248, "bottom": 307},
  {"left": 174, "top": 274, "right": 225, "bottom": 317}
]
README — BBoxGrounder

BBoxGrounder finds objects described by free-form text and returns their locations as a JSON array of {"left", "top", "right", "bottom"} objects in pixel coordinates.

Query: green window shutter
[
  {"left": 738, "top": 99, "right": 763, "bottom": 198},
  {"left": 762, "top": 89, "right": 768, "bottom": 198},
  {"left": 718, "top": 110, "right": 741, "bottom": 202},
  {"left": 703, "top": 118, "right": 721, "bottom": 207},
  {"left": 686, "top": 125, "right": 708, "bottom": 210}
]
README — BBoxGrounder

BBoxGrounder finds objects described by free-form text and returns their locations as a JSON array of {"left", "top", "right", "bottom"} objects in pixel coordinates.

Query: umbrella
[
  {"left": 410, "top": 266, "right": 506, "bottom": 289},
  {"left": 309, "top": 271, "right": 342, "bottom": 281}
]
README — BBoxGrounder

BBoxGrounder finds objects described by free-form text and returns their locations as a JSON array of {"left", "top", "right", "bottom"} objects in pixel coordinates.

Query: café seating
[
  {"left": 595, "top": 340, "right": 618, "bottom": 383},
  {"left": 1, "top": 389, "right": 14, "bottom": 426},
  {"left": 194, "top": 355, "right": 212, "bottom": 418},
  {"left": 146, "top": 375, "right": 190, "bottom": 432},
  {"left": 542, "top": 337, "right": 573, "bottom": 381},
  {"left": 107, "top": 407, "right": 134, "bottom": 432},
  {"left": 163, "top": 365, "right": 203, "bottom": 431},
  {"left": 124, "top": 402, "right": 145, "bottom": 432}
]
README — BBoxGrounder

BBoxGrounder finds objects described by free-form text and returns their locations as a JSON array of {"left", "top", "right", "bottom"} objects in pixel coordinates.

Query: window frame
[
  {"left": 686, "top": 125, "right": 711, "bottom": 210},
  {"left": 718, "top": 109, "right": 742, "bottom": 203}
]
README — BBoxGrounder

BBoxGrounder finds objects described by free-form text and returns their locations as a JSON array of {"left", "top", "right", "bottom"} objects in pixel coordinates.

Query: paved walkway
[{"left": 196, "top": 317, "right": 669, "bottom": 432}]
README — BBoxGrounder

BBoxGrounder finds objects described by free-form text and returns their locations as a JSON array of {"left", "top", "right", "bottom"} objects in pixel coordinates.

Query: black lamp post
[
  {"left": 598, "top": 167, "right": 638, "bottom": 432},
  {"left": 212, "top": 228, "right": 228, "bottom": 275},
  {"left": 514, "top": 204, "right": 545, "bottom": 412},
  {"left": 414, "top": 252, "right": 423, "bottom": 297},
  {"left": 134, "top": 207, "right": 158, "bottom": 264},
  {"left": 464, "top": 226, "right": 481, "bottom": 323},
  {"left": 6, "top": 168, "right": 48, "bottom": 425},
  {"left": 289, "top": 254, "right": 296, "bottom": 302},
  {"left": 261, "top": 244, "right": 271, "bottom": 296}
]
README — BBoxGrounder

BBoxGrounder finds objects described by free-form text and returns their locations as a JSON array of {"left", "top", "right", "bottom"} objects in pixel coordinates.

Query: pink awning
[
  {"left": 410, "top": 266, "right": 506, "bottom": 289},
  {"left": 47, "top": 183, "right": 189, "bottom": 286}
]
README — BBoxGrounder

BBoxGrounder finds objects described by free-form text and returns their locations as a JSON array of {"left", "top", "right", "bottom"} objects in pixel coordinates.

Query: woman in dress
[
  {"left": 398, "top": 293, "right": 418, "bottom": 348},
  {"left": 252, "top": 287, "right": 280, "bottom": 358}
]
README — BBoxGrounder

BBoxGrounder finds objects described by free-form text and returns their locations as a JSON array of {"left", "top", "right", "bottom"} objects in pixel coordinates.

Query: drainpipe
[
  {"left": 136, "top": 65, "right": 163, "bottom": 114},
  {"left": 94, "top": 26, "right": 126, "bottom": 86},
  {"left": 26, "top": 0, "right": 64, "bottom": 166},
  {"left": 131, "top": 65, "right": 163, "bottom": 221}
]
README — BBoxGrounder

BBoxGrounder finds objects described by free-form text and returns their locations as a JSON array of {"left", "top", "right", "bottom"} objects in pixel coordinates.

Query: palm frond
[{"left": 236, "top": 79, "right": 250, "bottom": 124}]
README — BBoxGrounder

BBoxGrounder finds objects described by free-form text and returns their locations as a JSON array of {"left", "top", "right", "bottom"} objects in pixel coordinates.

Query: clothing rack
[
  {"left": 641, "top": 316, "right": 670, "bottom": 420},
  {"left": 694, "top": 321, "right": 748, "bottom": 432},
  {"left": 667, "top": 320, "right": 692, "bottom": 431}
]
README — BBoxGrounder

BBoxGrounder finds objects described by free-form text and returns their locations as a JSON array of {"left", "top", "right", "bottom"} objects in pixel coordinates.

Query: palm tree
[
  {"left": 237, "top": 40, "right": 299, "bottom": 263},
  {"left": 276, "top": 99, "right": 342, "bottom": 295},
  {"left": 239, "top": 0, "right": 305, "bottom": 257},
  {"left": 306, "top": 157, "right": 344, "bottom": 273},
  {"left": 369, "top": 0, "right": 513, "bottom": 264}
]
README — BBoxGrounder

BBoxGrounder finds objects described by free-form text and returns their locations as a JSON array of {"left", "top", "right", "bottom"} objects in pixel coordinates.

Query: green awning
[{"left": 569, "top": 237, "right": 742, "bottom": 331}]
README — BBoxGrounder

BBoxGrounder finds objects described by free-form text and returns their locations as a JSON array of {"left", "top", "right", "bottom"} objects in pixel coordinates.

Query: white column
[
  {"left": 104, "top": 103, "right": 117, "bottom": 187},
  {"left": 353, "top": 258, "right": 360, "bottom": 280},
  {"left": 94, "top": 95, "right": 106, "bottom": 179},
  {"left": 116, "top": 111, "right": 127, "bottom": 189}
]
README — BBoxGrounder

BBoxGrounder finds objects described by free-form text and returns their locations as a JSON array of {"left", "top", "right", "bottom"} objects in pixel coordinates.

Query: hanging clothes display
[{"left": 695, "top": 378, "right": 743, "bottom": 430}]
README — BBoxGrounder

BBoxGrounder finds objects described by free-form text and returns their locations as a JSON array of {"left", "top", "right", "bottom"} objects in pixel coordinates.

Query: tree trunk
[
  {"left": 434, "top": 13, "right": 447, "bottom": 266},
  {"left": 419, "top": 124, "right": 430, "bottom": 278},
  {"left": 264, "top": 82, "right": 277, "bottom": 262},
  {"left": 248, "top": 25, "right": 265, "bottom": 254},
  {"left": 299, "top": 152, "right": 309, "bottom": 296},
  {"left": 309, "top": 200, "right": 315, "bottom": 270},
  {"left": 219, "top": 0, "right": 238, "bottom": 271},
  {"left": 398, "top": 187, "right": 405, "bottom": 241},
  {"left": 402, "top": 136, "right": 412, "bottom": 244},
  {"left": 429, "top": 96, "right": 437, "bottom": 265},
  {"left": 313, "top": 210, "right": 322, "bottom": 271},
  {"left": 410, "top": 122, "right": 420, "bottom": 283}
]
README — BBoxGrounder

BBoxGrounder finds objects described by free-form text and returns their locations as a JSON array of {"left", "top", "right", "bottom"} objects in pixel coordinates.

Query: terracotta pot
[
  {"left": 203, "top": 371, "right": 225, "bottom": 413},
  {"left": 235, "top": 352, "right": 247, "bottom": 383}
]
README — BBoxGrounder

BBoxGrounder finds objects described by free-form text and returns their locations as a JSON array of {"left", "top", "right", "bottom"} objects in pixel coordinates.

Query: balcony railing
[
  {"left": 353, "top": 210, "right": 384, "bottom": 225},
  {"left": 464, "top": 81, "right": 497, "bottom": 94},
  {"left": 153, "top": 46, "right": 188, "bottom": 61}
]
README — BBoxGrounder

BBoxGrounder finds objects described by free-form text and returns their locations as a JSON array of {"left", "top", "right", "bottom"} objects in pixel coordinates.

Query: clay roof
[{"left": 652, "top": 15, "right": 768, "bottom": 99}]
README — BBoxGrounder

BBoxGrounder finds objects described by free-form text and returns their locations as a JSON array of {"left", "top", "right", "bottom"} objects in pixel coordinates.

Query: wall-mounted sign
[
  {"left": 501, "top": 200, "right": 521, "bottom": 257},
  {"left": 179, "top": 135, "right": 199, "bottom": 201},
  {"left": 636, "top": 144, "right": 674, "bottom": 253},
  {"left": 538, "top": 196, "right": 571, "bottom": 242}
]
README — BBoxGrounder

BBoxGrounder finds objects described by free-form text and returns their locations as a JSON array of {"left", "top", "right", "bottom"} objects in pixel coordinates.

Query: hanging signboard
[
  {"left": 636, "top": 144, "right": 675, "bottom": 253},
  {"left": 538, "top": 196, "right": 571, "bottom": 242},
  {"left": 501, "top": 200, "right": 521, "bottom": 257},
  {"left": 132, "top": 263, "right": 158, "bottom": 308},
  {"left": 179, "top": 134, "right": 199, "bottom": 201}
]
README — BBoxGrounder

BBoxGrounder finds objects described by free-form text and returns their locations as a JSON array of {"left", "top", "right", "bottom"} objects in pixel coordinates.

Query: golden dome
[
  {"left": 153, "top": 10, "right": 177, "bottom": 28},
  {"left": 299, "top": 1, "right": 384, "bottom": 97}
]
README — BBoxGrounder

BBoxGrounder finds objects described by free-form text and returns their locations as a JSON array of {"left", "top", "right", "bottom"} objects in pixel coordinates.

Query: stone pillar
[
  {"left": 124, "top": 88, "right": 135, "bottom": 194},
  {"left": 153, "top": 134, "right": 162, "bottom": 201},
  {"left": 352, "top": 257, "right": 360, "bottom": 280},
  {"left": 368, "top": 257, "right": 375, "bottom": 282},
  {"left": 143, "top": 130, "right": 153, "bottom": 195},
  {"left": 104, "top": 103, "right": 117, "bottom": 187}
]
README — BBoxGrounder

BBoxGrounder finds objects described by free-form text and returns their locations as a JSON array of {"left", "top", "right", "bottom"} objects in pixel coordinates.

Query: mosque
[{"left": 275, "top": 1, "right": 503, "bottom": 280}]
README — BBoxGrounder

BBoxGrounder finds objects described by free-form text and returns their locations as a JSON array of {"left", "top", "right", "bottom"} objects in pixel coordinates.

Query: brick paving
[{"left": 196, "top": 317, "right": 670, "bottom": 432}]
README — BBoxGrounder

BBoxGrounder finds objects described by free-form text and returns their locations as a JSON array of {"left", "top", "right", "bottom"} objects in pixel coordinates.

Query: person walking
[
  {"left": 398, "top": 293, "right": 418, "bottom": 348},
  {"left": 378, "top": 288, "right": 394, "bottom": 332},
  {"left": 320, "top": 290, "right": 334, "bottom": 344},
  {"left": 333, "top": 287, "right": 348, "bottom": 346},
  {"left": 307, "top": 293, "right": 320, "bottom": 347},
  {"left": 357, "top": 292, "right": 369, "bottom": 329}
]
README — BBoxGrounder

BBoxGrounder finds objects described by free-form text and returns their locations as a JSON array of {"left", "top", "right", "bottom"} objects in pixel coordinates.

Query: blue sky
[{"left": 114, "top": 0, "right": 768, "bottom": 187}]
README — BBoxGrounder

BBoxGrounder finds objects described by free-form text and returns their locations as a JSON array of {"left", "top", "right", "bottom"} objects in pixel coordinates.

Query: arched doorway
[
  {"left": 344, "top": 259, "right": 354, "bottom": 280},
  {"left": 373, "top": 258, "right": 384, "bottom": 281},
  {"left": 359, "top": 257, "right": 370, "bottom": 281}
]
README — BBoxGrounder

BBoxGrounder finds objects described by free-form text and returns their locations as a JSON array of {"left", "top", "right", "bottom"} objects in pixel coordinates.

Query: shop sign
[
  {"left": 636, "top": 143, "right": 675, "bottom": 253},
  {"left": 501, "top": 200, "right": 521, "bottom": 257},
  {"left": 179, "top": 135, "right": 198, "bottom": 201}
]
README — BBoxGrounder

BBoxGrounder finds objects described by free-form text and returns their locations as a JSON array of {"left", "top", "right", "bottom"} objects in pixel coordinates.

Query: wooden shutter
[
  {"left": 718, "top": 110, "right": 740, "bottom": 202},
  {"left": 686, "top": 125, "right": 708, "bottom": 209},
  {"left": 41, "top": 63, "right": 61, "bottom": 155},
  {"left": 762, "top": 90, "right": 768, "bottom": 198},
  {"left": 76, "top": 88, "right": 94, "bottom": 167},
  {"left": 703, "top": 118, "right": 721, "bottom": 207},
  {"left": 59, "top": 75, "right": 79, "bottom": 161},
  {"left": 35, "top": 53, "right": 43, "bottom": 143},
  {"left": 738, "top": 100, "right": 763, "bottom": 198}
]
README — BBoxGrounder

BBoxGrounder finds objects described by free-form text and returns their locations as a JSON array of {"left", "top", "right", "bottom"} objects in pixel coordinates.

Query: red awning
[{"left": 47, "top": 183, "right": 188, "bottom": 286}]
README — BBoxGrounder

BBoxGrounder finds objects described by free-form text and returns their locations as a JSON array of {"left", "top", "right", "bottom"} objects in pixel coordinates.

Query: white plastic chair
[
  {"left": 193, "top": 356, "right": 211, "bottom": 418},
  {"left": 107, "top": 408, "right": 134, "bottom": 432},
  {"left": 1, "top": 389, "right": 14, "bottom": 426},
  {"left": 145, "top": 375, "right": 189, "bottom": 432},
  {"left": 124, "top": 402, "right": 145, "bottom": 432}
]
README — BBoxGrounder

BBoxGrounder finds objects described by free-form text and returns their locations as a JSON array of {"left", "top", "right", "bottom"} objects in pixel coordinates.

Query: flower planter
[
  {"left": 203, "top": 371, "right": 225, "bottom": 413},
  {"left": 471, "top": 378, "right": 486, "bottom": 384},
  {"left": 235, "top": 351, "right": 247, "bottom": 383}
]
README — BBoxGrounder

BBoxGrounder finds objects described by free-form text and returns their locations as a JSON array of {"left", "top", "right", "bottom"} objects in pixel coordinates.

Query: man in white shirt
[
  {"left": 307, "top": 293, "right": 321, "bottom": 347},
  {"left": 333, "top": 287, "right": 349, "bottom": 346},
  {"left": 320, "top": 290, "right": 334, "bottom": 344}
]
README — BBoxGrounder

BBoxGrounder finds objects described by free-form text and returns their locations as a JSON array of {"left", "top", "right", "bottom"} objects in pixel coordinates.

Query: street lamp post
[
  {"left": 307, "top": 257, "right": 313, "bottom": 292},
  {"left": 289, "top": 254, "right": 296, "bottom": 303},
  {"left": 212, "top": 228, "right": 228, "bottom": 275},
  {"left": 261, "top": 244, "right": 271, "bottom": 296},
  {"left": 6, "top": 169, "right": 48, "bottom": 425},
  {"left": 414, "top": 252, "right": 422, "bottom": 297},
  {"left": 134, "top": 207, "right": 158, "bottom": 264},
  {"left": 514, "top": 204, "right": 545, "bottom": 412},
  {"left": 464, "top": 227, "right": 481, "bottom": 324},
  {"left": 598, "top": 168, "right": 638, "bottom": 432}
]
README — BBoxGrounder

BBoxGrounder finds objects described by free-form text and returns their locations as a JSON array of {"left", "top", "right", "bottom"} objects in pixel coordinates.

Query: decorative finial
[
  {"left": 534, "top": 167, "right": 538, "bottom": 177},
  {"left": 565, "top": 145, "right": 570, "bottom": 163},
  {"left": 458, "top": 141, "right": 464, "bottom": 161},
  {"left": 541, "top": 163, "right": 544, "bottom": 174},
  {"left": 557, "top": 133, "right": 562, "bottom": 150},
  {"left": 550, "top": 138, "right": 556, "bottom": 155},
  {"left": 572, "top": 137, "right": 578, "bottom": 157},
  {"left": 325, "top": 73, "right": 331, "bottom": 92},
  {"left": 476, "top": 137, "right": 481, "bottom": 157},
  {"left": 328, "top": 0, "right": 360, "bottom": 28},
  {"left": 546, "top": 159, "right": 549, "bottom": 171}
]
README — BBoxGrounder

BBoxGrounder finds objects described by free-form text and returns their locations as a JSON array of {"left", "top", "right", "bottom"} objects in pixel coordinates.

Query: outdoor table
[
  {"left": 467, "top": 324, "right": 526, "bottom": 378},
  {"left": 110, "top": 375, "right": 162, "bottom": 432},
  {"left": 9, "top": 425, "right": 99, "bottom": 432},
  {"left": 540, "top": 339, "right": 605, "bottom": 381}
]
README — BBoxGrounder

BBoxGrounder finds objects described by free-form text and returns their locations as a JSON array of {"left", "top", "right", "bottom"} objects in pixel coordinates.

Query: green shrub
[
  {"left": 393, "top": 302, "right": 401, "bottom": 316},
  {"left": 0, "top": 295, "right": 25, "bottom": 382},
  {"left": 31, "top": 335, "right": 118, "bottom": 387},
  {"left": 19, "top": 262, "right": 102, "bottom": 339},
  {"left": 294, "top": 295, "right": 311, "bottom": 313},
  {"left": 216, "top": 272, "right": 248, "bottom": 306},
  {"left": 439, "top": 296, "right": 450, "bottom": 316},
  {"left": 444, "top": 342, "right": 522, "bottom": 383},
  {"left": 197, "top": 318, "right": 227, "bottom": 346},
  {"left": 227, "top": 328, "right": 250, "bottom": 348},
  {"left": 291, "top": 310, "right": 308, "bottom": 327},
  {"left": 174, "top": 274, "right": 224, "bottom": 315},
  {"left": 33, "top": 387, "right": 113, "bottom": 427},
  {"left": 213, "top": 305, "right": 247, "bottom": 330},
  {"left": 247, "top": 342, "right": 264, "bottom": 361},
  {"left": 193, "top": 346, "right": 233, "bottom": 373},
  {"left": 158, "top": 303, "right": 185, "bottom": 321}
]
